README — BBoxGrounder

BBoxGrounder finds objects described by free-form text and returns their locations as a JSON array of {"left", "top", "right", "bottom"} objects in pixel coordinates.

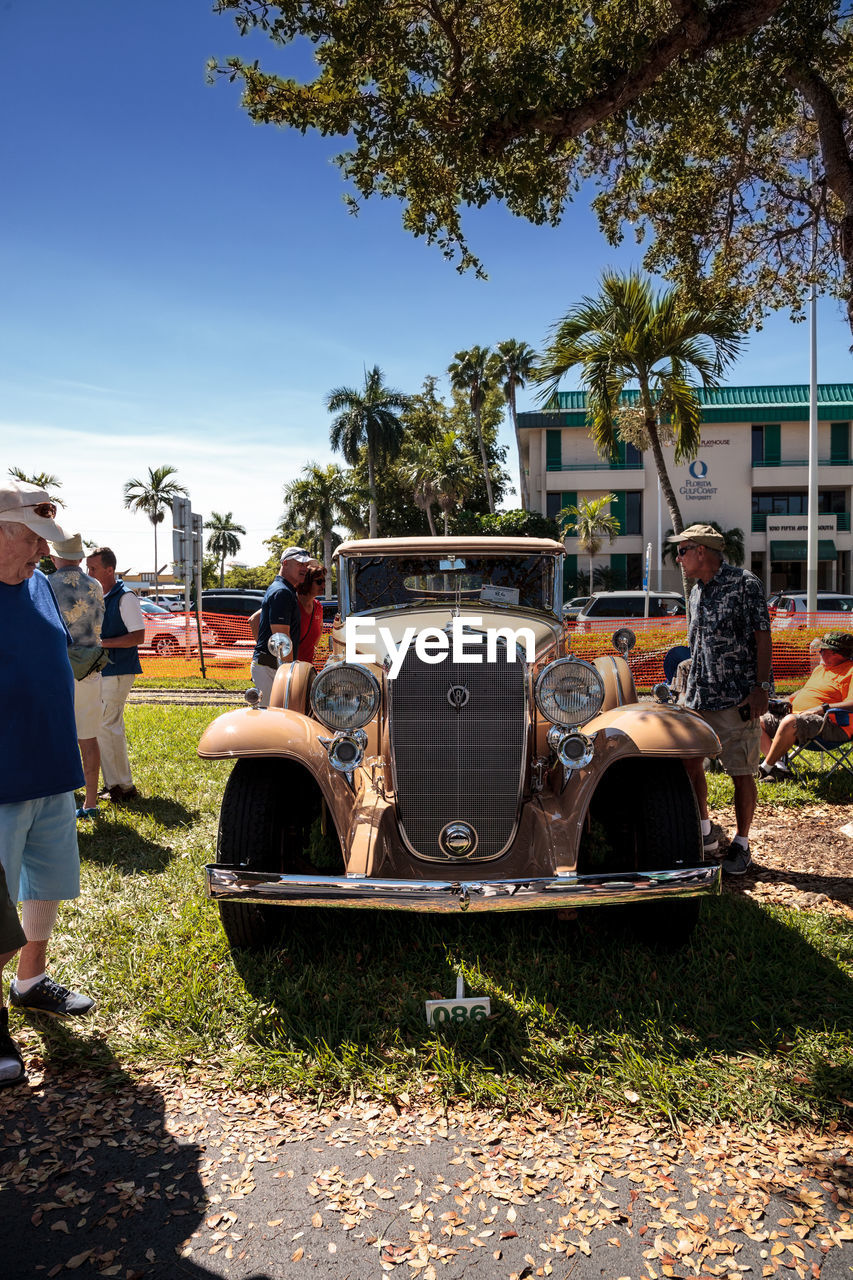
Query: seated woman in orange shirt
[{"left": 296, "top": 560, "right": 326, "bottom": 663}]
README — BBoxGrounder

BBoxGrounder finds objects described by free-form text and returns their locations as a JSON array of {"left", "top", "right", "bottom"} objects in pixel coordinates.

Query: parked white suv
[{"left": 575, "top": 591, "right": 686, "bottom": 633}]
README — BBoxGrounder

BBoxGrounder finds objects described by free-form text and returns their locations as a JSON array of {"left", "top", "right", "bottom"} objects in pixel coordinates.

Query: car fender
[
  {"left": 269, "top": 660, "right": 315, "bottom": 713},
  {"left": 583, "top": 702, "right": 720, "bottom": 758}
]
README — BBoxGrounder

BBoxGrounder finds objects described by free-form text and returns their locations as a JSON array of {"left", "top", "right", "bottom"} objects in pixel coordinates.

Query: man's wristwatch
[{"left": 754, "top": 681, "right": 771, "bottom": 691}]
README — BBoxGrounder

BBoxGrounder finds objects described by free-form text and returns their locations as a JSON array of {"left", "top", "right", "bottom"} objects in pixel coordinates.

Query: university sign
[{"left": 679, "top": 458, "right": 718, "bottom": 502}]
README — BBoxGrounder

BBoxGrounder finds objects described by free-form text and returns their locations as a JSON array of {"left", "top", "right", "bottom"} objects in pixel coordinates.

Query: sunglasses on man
[{"left": 675, "top": 543, "right": 699, "bottom": 557}]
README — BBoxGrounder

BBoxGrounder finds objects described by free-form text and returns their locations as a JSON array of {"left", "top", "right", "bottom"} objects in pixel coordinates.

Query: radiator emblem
[
  {"left": 439, "top": 822, "right": 479, "bottom": 858},
  {"left": 446, "top": 684, "right": 470, "bottom": 711}
]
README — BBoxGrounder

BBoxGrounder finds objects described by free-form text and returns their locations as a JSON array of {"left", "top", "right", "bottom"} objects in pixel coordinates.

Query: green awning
[{"left": 770, "top": 539, "right": 836, "bottom": 562}]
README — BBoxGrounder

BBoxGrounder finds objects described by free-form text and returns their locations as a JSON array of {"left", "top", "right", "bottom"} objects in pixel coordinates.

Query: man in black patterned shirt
[{"left": 667, "top": 524, "right": 772, "bottom": 878}]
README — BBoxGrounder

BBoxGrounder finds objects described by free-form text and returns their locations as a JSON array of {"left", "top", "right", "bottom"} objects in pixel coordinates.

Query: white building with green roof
[{"left": 518, "top": 384, "right": 852, "bottom": 598}]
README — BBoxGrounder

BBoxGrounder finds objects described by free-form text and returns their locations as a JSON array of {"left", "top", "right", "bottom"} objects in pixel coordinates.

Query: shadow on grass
[
  {"left": 116, "top": 795, "right": 199, "bottom": 827},
  {"left": 226, "top": 894, "right": 853, "bottom": 1118},
  {"left": 78, "top": 824, "right": 177, "bottom": 874},
  {"left": 0, "top": 1025, "right": 271, "bottom": 1280}
]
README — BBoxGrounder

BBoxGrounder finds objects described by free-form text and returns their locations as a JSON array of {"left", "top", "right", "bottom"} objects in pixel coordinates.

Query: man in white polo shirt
[{"left": 86, "top": 546, "right": 145, "bottom": 803}]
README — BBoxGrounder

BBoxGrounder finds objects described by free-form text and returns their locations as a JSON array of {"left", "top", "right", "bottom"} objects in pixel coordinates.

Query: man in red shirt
[{"left": 759, "top": 631, "right": 853, "bottom": 780}]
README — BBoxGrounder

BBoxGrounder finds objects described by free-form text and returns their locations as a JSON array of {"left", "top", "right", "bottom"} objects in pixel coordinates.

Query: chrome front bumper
[{"left": 205, "top": 863, "right": 720, "bottom": 912}]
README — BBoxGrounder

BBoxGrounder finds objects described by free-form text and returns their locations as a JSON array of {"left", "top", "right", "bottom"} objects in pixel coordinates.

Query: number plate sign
[{"left": 425, "top": 997, "right": 491, "bottom": 1027}]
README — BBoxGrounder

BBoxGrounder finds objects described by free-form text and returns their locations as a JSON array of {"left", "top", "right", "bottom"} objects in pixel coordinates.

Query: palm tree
[
  {"left": 489, "top": 339, "right": 536, "bottom": 510},
  {"left": 536, "top": 271, "right": 745, "bottom": 543},
  {"left": 282, "top": 462, "right": 353, "bottom": 584},
  {"left": 8, "top": 467, "right": 64, "bottom": 505},
  {"left": 558, "top": 494, "right": 621, "bottom": 591},
  {"left": 448, "top": 345, "right": 496, "bottom": 513},
  {"left": 327, "top": 365, "right": 409, "bottom": 539},
  {"left": 400, "top": 441, "right": 440, "bottom": 535},
  {"left": 206, "top": 511, "right": 247, "bottom": 587},
  {"left": 429, "top": 430, "right": 477, "bottom": 534},
  {"left": 123, "top": 465, "right": 188, "bottom": 601}
]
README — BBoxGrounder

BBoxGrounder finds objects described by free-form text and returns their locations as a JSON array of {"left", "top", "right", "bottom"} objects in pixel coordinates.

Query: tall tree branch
[{"left": 481, "top": 0, "right": 785, "bottom": 153}]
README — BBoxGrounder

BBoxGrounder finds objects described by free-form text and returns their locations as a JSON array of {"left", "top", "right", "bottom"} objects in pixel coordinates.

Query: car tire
[
  {"left": 215, "top": 758, "right": 342, "bottom": 952},
  {"left": 578, "top": 758, "right": 704, "bottom": 948},
  {"left": 152, "top": 634, "right": 180, "bottom": 656},
  {"left": 632, "top": 759, "right": 703, "bottom": 949}
]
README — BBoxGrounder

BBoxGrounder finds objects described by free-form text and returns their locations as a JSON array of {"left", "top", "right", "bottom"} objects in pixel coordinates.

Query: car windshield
[
  {"left": 345, "top": 554, "right": 557, "bottom": 615},
  {"left": 139, "top": 600, "right": 169, "bottom": 614}
]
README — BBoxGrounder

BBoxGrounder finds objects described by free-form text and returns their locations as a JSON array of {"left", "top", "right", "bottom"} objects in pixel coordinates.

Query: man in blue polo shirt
[
  {"left": 86, "top": 547, "right": 145, "bottom": 803},
  {"left": 0, "top": 480, "right": 95, "bottom": 1064},
  {"left": 251, "top": 546, "right": 311, "bottom": 706}
]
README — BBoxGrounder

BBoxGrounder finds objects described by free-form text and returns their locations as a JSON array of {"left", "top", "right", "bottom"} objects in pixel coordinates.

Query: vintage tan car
[{"left": 199, "top": 537, "right": 721, "bottom": 951}]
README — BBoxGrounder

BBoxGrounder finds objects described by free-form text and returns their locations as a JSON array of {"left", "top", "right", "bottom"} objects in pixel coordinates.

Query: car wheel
[
  {"left": 215, "top": 758, "right": 343, "bottom": 951},
  {"left": 578, "top": 758, "right": 704, "bottom": 948},
  {"left": 152, "top": 633, "right": 180, "bottom": 656}
]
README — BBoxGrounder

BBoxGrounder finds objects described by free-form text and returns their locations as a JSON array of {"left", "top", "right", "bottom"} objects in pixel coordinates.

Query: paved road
[{"left": 1, "top": 1063, "right": 850, "bottom": 1280}]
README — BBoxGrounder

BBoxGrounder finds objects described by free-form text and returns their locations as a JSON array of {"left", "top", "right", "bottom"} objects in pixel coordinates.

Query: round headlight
[
  {"left": 310, "top": 662, "right": 380, "bottom": 731},
  {"left": 535, "top": 658, "right": 605, "bottom": 727}
]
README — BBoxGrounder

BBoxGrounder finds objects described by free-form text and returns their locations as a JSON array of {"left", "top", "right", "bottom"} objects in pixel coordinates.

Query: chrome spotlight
[
  {"left": 268, "top": 632, "right": 293, "bottom": 664},
  {"left": 547, "top": 725, "right": 595, "bottom": 771},
  {"left": 326, "top": 729, "right": 367, "bottom": 774},
  {"left": 612, "top": 627, "right": 636, "bottom": 655}
]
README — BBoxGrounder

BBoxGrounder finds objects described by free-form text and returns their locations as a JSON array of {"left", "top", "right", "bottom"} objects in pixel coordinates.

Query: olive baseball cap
[
  {"left": 666, "top": 524, "right": 725, "bottom": 552},
  {"left": 819, "top": 631, "right": 853, "bottom": 660}
]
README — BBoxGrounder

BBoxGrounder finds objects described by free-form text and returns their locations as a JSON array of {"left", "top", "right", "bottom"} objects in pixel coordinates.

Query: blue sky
[{"left": 2, "top": 0, "right": 852, "bottom": 571}]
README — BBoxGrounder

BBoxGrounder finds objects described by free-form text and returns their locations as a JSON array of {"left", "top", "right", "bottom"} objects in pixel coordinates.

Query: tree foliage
[
  {"left": 536, "top": 270, "right": 745, "bottom": 549},
  {"left": 205, "top": 510, "right": 246, "bottom": 587},
  {"left": 211, "top": 1, "right": 853, "bottom": 334},
  {"left": 327, "top": 364, "right": 409, "bottom": 539},
  {"left": 123, "top": 465, "right": 188, "bottom": 600}
]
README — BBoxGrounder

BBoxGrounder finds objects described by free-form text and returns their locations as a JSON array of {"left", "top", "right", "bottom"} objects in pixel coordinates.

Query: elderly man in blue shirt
[{"left": 0, "top": 482, "right": 95, "bottom": 1089}]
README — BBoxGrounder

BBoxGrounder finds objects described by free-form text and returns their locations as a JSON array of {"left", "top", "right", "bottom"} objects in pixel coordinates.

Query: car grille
[{"left": 388, "top": 641, "right": 528, "bottom": 861}]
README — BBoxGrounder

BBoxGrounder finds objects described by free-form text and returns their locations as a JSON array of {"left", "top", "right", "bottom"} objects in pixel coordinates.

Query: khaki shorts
[
  {"left": 761, "top": 710, "right": 849, "bottom": 745},
  {"left": 74, "top": 671, "right": 102, "bottom": 739},
  {"left": 698, "top": 705, "right": 761, "bottom": 777},
  {"left": 0, "top": 859, "right": 26, "bottom": 954}
]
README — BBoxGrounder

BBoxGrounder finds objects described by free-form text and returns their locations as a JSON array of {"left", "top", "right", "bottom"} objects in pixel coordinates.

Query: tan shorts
[
  {"left": 74, "top": 671, "right": 102, "bottom": 740},
  {"left": 698, "top": 705, "right": 761, "bottom": 777}
]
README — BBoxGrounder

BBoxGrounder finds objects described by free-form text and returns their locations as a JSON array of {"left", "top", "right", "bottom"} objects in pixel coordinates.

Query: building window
[
  {"left": 625, "top": 491, "right": 642, "bottom": 536},
  {"left": 626, "top": 553, "right": 643, "bottom": 588},
  {"left": 546, "top": 430, "right": 562, "bottom": 471},
  {"left": 752, "top": 491, "right": 807, "bottom": 516},
  {"left": 752, "top": 423, "right": 781, "bottom": 464},
  {"left": 830, "top": 422, "right": 850, "bottom": 463},
  {"left": 819, "top": 489, "right": 846, "bottom": 514},
  {"left": 546, "top": 490, "right": 576, "bottom": 521}
]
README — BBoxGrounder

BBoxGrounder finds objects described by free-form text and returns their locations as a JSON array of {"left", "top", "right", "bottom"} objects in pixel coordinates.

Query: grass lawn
[{"left": 36, "top": 705, "right": 853, "bottom": 1130}]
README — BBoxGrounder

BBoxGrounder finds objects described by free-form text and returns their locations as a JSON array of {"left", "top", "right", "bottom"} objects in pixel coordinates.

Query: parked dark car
[{"left": 200, "top": 589, "right": 265, "bottom": 644}]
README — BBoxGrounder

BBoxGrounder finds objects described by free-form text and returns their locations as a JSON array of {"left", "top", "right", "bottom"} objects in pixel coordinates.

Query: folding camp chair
[
  {"left": 787, "top": 708, "right": 853, "bottom": 780},
  {"left": 653, "top": 645, "right": 691, "bottom": 704}
]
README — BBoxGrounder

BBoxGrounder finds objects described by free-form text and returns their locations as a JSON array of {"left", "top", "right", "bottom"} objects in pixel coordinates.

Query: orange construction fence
[{"left": 137, "top": 609, "right": 851, "bottom": 689}]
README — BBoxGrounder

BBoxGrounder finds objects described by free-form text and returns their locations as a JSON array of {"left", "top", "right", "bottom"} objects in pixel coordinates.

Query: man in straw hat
[
  {"left": 0, "top": 481, "right": 95, "bottom": 1067},
  {"left": 758, "top": 631, "right": 853, "bottom": 780},
  {"left": 50, "top": 532, "right": 106, "bottom": 817},
  {"left": 666, "top": 523, "right": 772, "bottom": 878}
]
